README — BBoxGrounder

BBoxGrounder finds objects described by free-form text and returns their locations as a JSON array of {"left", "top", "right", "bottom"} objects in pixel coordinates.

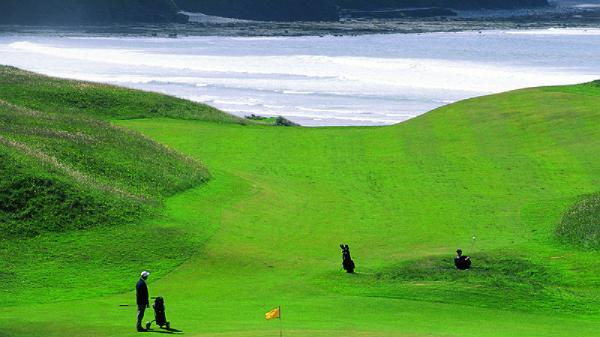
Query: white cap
[{"left": 141, "top": 271, "right": 150, "bottom": 278}]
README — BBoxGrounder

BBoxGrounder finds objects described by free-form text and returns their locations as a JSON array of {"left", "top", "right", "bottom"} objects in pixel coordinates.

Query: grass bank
[{"left": 0, "top": 65, "right": 242, "bottom": 305}]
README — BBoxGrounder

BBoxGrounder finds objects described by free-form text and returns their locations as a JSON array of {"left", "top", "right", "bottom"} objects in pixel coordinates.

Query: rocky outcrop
[
  {"left": 0, "top": 0, "right": 187, "bottom": 25},
  {"left": 344, "top": 7, "right": 458, "bottom": 18},
  {"left": 176, "top": 0, "right": 547, "bottom": 22},
  {"left": 175, "top": 0, "right": 340, "bottom": 22},
  {"left": 0, "top": 0, "right": 550, "bottom": 25},
  {"left": 336, "top": 0, "right": 549, "bottom": 11}
]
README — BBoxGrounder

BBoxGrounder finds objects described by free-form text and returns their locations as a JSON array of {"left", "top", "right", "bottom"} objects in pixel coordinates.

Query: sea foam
[{"left": 1, "top": 30, "right": 599, "bottom": 126}]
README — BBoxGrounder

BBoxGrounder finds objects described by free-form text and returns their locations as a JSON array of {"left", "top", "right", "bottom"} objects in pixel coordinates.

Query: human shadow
[{"left": 146, "top": 327, "right": 183, "bottom": 334}]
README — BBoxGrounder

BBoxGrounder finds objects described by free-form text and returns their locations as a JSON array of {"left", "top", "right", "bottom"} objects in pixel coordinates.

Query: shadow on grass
[{"left": 147, "top": 327, "right": 183, "bottom": 334}]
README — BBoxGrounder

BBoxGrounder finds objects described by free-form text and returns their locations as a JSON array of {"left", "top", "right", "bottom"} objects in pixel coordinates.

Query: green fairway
[{"left": 1, "top": 68, "right": 600, "bottom": 336}]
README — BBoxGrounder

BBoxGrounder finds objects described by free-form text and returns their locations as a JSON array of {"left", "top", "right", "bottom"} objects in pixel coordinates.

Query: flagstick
[{"left": 279, "top": 306, "right": 283, "bottom": 337}]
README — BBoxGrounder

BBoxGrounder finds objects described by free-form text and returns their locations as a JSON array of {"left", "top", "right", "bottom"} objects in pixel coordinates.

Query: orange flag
[{"left": 265, "top": 307, "right": 281, "bottom": 320}]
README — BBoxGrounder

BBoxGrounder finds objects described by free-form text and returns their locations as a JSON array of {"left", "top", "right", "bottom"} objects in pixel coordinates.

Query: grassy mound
[
  {"left": 0, "top": 64, "right": 246, "bottom": 238},
  {"left": 0, "top": 99, "right": 208, "bottom": 238},
  {"left": 330, "top": 253, "right": 596, "bottom": 314},
  {"left": 0, "top": 66, "right": 242, "bottom": 306},
  {"left": 0, "top": 149, "right": 143, "bottom": 238},
  {"left": 557, "top": 193, "right": 600, "bottom": 249},
  {"left": 0, "top": 66, "right": 246, "bottom": 123}
]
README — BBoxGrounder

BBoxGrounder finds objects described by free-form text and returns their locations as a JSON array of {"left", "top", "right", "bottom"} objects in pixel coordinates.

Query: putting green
[{"left": 2, "top": 82, "right": 600, "bottom": 336}]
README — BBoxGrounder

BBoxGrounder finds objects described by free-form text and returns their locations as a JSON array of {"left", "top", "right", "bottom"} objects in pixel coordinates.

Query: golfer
[
  {"left": 454, "top": 249, "right": 471, "bottom": 270},
  {"left": 136, "top": 271, "right": 150, "bottom": 332}
]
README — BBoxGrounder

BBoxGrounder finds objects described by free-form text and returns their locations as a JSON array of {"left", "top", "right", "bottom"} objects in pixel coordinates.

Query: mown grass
[
  {"left": 2, "top": 67, "right": 600, "bottom": 336},
  {"left": 546, "top": 80, "right": 600, "bottom": 97},
  {"left": 109, "top": 81, "right": 600, "bottom": 336},
  {"left": 545, "top": 80, "right": 600, "bottom": 249},
  {"left": 0, "top": 222, "right": 196, "bottom": 306},
  {"left": 329, "top": 252, "right": 599, "bottom": 314}
]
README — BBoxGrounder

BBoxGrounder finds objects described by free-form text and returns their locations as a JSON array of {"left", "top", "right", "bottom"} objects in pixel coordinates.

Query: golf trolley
[{"left": 146, "top": 297, "right": 170, "bottom": 330}]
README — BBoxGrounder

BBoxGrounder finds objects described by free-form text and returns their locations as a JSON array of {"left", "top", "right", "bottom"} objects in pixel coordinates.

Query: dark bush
[{"left": 274, "top": 116, "right": 299, "bottom": 127}]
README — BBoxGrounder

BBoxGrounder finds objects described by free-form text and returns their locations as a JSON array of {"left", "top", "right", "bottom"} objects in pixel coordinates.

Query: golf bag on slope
[
  {"left": 340, "top": 244, "right": 355, "bottom": 273},
  {"left": 146, "top": 297, "right": 170, "bottom": 330}
]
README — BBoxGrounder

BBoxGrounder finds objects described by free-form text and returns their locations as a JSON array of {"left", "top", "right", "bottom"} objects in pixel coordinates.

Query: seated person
[{"left": 454, "top": 249, "right": 471, "bottom": 270}]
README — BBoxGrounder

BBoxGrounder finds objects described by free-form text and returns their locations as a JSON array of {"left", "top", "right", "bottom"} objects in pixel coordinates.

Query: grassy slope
[
  {"left": 2, "top": 72, "right": 600, "bottom": 336},
  {"left": 0, "top": 66, "right": 242, "bottom": 306},
  {"left": 555, "top": 82, "right": 600, "bottom": 248},
  {"left": 0, "top": 66, "right": 246, "bottom": 124}
]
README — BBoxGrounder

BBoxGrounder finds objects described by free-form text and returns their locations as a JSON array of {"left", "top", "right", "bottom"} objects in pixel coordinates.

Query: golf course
[{"left": 1, "top": 65, "right": 600, "bottom": 336}]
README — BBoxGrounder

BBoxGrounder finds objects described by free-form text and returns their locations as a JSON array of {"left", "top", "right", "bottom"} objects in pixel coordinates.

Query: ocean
[{"left": 1, "top": 28, "right": 599, "bottom": 126}]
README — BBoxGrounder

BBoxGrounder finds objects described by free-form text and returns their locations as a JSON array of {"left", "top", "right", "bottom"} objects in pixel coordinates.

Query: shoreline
[
  {"left": 1, "top": 9, "right": 600, "bottom": 38},
  {"left": 1, "top": 28, "right": 599, "bottom": 127}
]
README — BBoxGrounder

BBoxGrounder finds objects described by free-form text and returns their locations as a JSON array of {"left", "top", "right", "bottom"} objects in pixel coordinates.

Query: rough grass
[
  {"left": 245, "top": 114, "right": 299, "bottom": 126},
  {"left": 0, "top": 100, "right": 208, "bottom": 197},
  {"left": 0, "top": 99, "right": 209, "bottom": 238},
  {"left": 0, "top": 148, "right": 145, "bottom": 238},
  {"left": 0, "top": 65, "right": 246, "bottom": 123},
  {"left": 557, "top": 193, "right": 600, "bottom": 249}
]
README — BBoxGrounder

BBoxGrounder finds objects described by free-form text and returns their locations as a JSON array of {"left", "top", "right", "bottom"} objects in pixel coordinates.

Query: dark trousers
[{"left": 137, "top": 305, "right": 146, "bottom": 329}]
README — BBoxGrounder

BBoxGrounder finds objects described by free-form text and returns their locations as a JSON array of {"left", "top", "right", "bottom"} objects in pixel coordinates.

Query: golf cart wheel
[
  {"left": 145, "top": 322, "right": 151, "bottom": 329},
  {"left": 166, "top": 322, "right": 170, "bottom": 330}
]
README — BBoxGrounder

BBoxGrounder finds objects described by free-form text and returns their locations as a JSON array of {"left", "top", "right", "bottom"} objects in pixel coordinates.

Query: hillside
[
  {"left": 0, "top": 66, "right": 245, "bottom": 123},
  {"left": 0, "top": 65, "right": 242, "bottom": 305},
  {"left": 1, "top": 68, "right": 600, "bottom": 336},
  {"left": 554, "top": 81, "right": 600, "bottom": 248},
  {"left": 0, "top": 0, "right": 187, "bottom": 25}
]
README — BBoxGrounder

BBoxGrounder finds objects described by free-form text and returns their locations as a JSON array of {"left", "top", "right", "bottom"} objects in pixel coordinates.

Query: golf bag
[
  {"left": 455, "top": 256, "right": 471, "bottom": 270},
  {"left": 146, "top": 297, "right": 170, "bottom": 330},
  {"left": 340, "top": 244, "right": 355, "bottom": 273}
]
